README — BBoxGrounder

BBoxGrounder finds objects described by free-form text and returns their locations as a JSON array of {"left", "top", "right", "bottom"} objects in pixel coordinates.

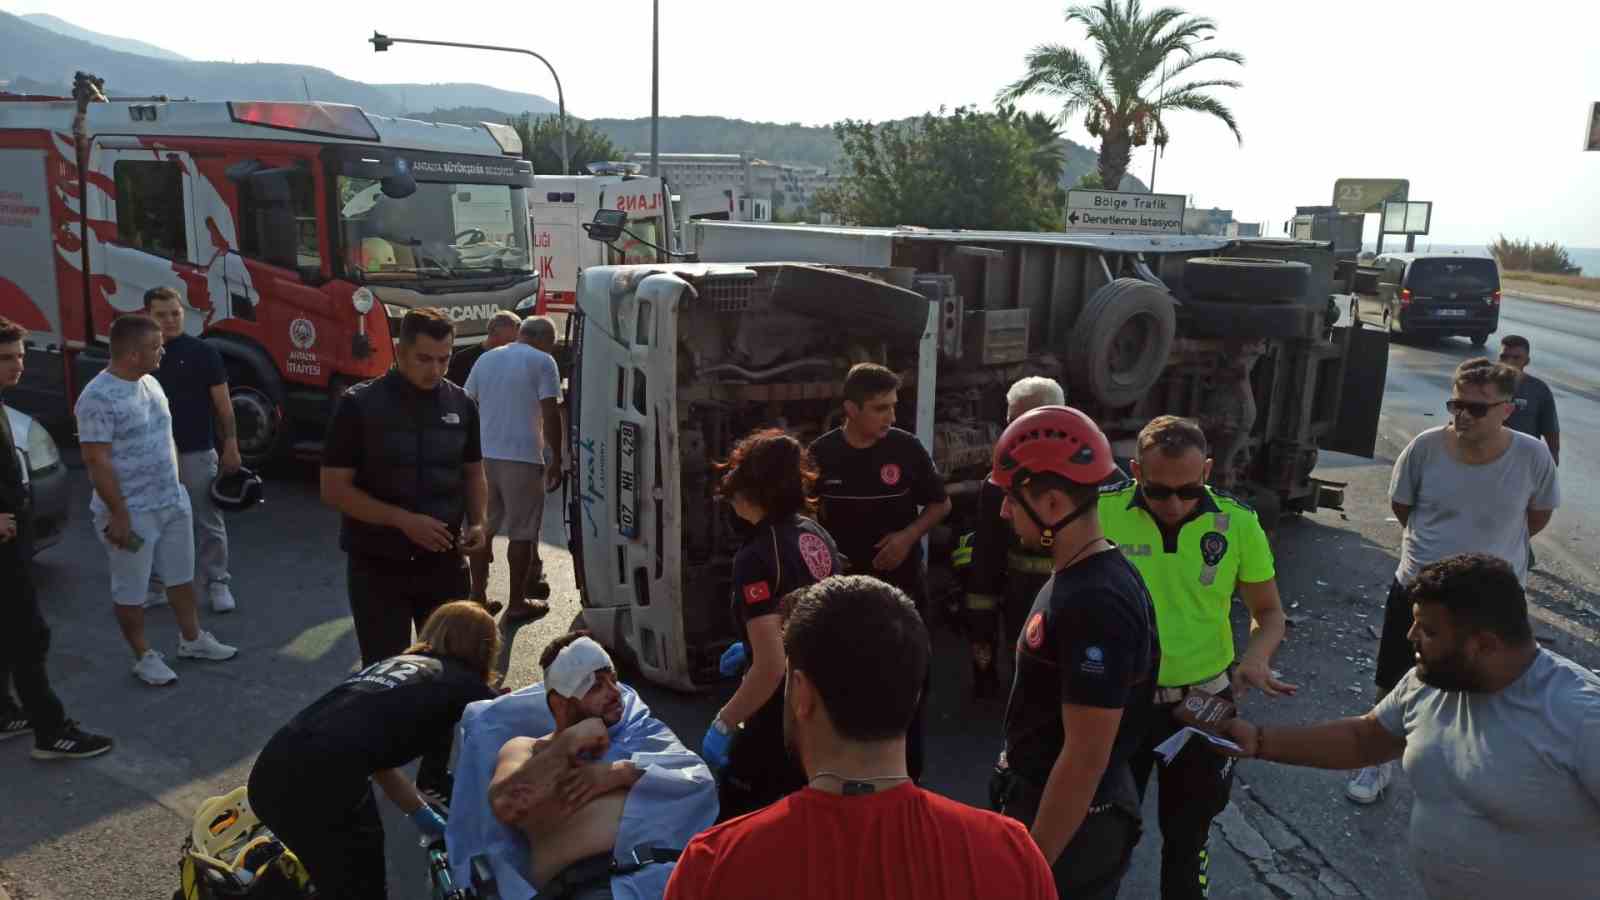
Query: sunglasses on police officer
[
  {"left": 1445, "top": 399, "right": 1509, "bottom": 418},
  {"left": 1142, "top": 482, "right": 1207, "bottom": 501}
]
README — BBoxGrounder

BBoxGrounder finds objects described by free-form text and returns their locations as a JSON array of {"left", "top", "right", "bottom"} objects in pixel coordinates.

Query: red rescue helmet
[{"left": 989, "top": 405, "right": 1115, "bottom": 494}]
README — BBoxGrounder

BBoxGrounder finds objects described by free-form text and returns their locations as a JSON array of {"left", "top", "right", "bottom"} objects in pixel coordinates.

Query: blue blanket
[{"left": 446, "top": 683, "right": 718, "bottom": 900}]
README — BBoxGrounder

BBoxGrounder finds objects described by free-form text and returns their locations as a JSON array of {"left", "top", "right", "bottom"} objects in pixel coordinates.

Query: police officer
[
  {"left": 702, "top": 428, "right": 842, "bottom": 820},
  {"left": 1098, "top": 415, "right": 1295, "bottom": 900},
  {"left": 956, "top": 376, "right": 1065, "bottom": 698},
  {"left": 992, "top": 406, "right": 1160, "bottom": 900},
  {"left": 321, "top": 307, "right": 489, "bottom": 800},
  {"left": 810, "top": 363, "right": 949, "bottom": 780}
]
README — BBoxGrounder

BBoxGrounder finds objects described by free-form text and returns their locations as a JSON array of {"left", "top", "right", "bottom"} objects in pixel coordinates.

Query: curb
[{"left": 1502, "top": 285, "right": 1600, "bottom": 314}]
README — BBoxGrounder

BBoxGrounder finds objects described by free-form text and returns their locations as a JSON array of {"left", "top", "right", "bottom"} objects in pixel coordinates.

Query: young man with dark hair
[
  {"left": 1497, "top": 335, "right": 1559, "bottom": 465},
  {"left": 1219, "top": 553, "right": 1600, "bottom": 900},
  {"left": 991, "top": 406, "right": 1160, "bottom": 900},
  {"left": 1097, "top": 415, "right": 1294, "bottom": 900},
  {"left": 76, "top": 314, "right": 238, "bottom": 687},
  {"left": 0, "top": 317, "right": 113, "bottom": 757},
  {"left": 142, "top": 287, "right": 242, "bottom": 613},
  {"left": 321, "top": 307, "right": 489, "bottom": 801},
  {"left": 1349, "top": 357, "right": 1560, "bottom": 803},
  {"left": 809, "top": 362, "right": 950, "bottom": 779},
  {"left": 664, "top": 575, "right": 1056, "bottom": 900}
]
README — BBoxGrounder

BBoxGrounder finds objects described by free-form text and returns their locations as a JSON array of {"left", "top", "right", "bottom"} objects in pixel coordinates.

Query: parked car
[
  {"left": 6, "top": 406, "right": 68, "bottom": 556},
  {"left": 1351, "top": 253, "right": 1501, "bottom": 344}
]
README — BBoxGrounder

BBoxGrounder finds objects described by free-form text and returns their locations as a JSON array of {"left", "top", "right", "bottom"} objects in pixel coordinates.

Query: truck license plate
[
  {"left": 1436, "top": 308, "right": 1467, "bottom": 317},
  {"left": 617, "top": 421, "right": 641, "bottom": 538}
]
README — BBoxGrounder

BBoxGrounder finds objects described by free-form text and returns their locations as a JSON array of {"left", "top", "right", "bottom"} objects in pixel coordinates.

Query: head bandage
[{"left": 546, "top": 637, "right": 615, "bottom": 699}]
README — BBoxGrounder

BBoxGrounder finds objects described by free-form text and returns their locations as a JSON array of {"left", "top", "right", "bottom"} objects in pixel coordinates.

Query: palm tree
[
  {"left": 998, "top": 0, "right": 1244, "bottom": 192},
  {"left": 998, "top": 104, "right": 1069, "bottom": 191}
]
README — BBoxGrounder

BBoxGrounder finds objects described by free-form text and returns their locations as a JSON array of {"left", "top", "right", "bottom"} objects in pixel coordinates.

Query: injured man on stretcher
[{"left": 447, "top": 633, "right": 718, "bottom": 900}]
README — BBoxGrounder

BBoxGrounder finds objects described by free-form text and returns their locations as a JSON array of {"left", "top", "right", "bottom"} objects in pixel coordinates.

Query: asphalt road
[{"left": 3, "top": 292, "right": 1598, "bottom": 900}]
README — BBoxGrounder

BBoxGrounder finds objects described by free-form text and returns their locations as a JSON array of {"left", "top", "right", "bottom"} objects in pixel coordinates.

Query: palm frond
[
  {"left": 996, "top": 44, "right": 1108, "bottom": 115},
  {"left": 1157, "top": 92, "right": 1243, "bottom": 143}
]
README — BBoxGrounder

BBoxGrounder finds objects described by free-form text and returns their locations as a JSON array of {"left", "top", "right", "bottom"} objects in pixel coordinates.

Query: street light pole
[
  {"left": 650, "top": 0, "right": 660, "bottom": 178},
  {"left": 370, "top": 32, "right": 569, "bottom": 175}
]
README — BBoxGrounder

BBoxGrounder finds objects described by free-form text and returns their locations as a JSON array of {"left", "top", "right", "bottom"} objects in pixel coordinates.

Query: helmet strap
[{"left": 1012, "top": 484, "right": 1094, "bottom": 549}]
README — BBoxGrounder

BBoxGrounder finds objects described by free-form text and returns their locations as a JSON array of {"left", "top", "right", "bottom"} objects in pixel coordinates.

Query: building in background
[
  {"left": 1184, "top": 206, "right": 1237, "bottom": 236},
  {"left": 630, "top": 152, "right": 838, "bottom": 222}
]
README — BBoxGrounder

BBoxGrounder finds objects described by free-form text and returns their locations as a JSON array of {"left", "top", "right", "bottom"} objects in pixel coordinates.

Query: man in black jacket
[{"left": 0, "top": 316, "right": 113, "bottom": 760}]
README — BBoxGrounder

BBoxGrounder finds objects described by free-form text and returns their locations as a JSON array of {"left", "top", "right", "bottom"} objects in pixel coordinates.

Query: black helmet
[{"left": 211, "top": 467, "right": 264, "bottom": 512}]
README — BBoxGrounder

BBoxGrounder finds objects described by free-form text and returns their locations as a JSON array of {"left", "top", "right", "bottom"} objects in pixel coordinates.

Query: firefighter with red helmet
[{"left": 988, "top": 406, "right": 1161, "bottom": 900}]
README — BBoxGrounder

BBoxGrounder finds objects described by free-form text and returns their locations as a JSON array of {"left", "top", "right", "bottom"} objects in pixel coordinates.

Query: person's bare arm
[
  {"left": 1529, "top": 507, "right": 1554, "bottom": 538},
  {"left": 1029, "top": 704, "right": 1122, "bottom": 864},
  {"left": 488, "top": 719, "right": 611, "bottom": 823},
  {"left": 542, "top": 396, "right": 562, "bottom": 492},
  {"left": 320, "top": 466, "right": 453, "bottom": 552},
  {"left": 716, "top": 615, "right": 785, "bottom": 729},
  {"left": 1219, "top": 713, "right": 1406, "bottom": 770},
  {"left": 208, "top": 383, "right": 241, "bottom": 472},
  {"left": 459, "top": 461, "right": 488, "bottom": 553},
  {"left": 1545, "top": 433, "right": 1560, "bottom": 467},
  {"left": 873, "top": 497, "right": 952, "bottom": 571},
  {"left": 557, "top": 759, "right": 643, "bottom": 810},
  {"left": 373, "top": 767, "right": 429, "bottom": 814},
  {"left": 1233, "top": 579, "right": 1298, "bottom": 700},
  {"left": 81, "top": 442, "right": 135, "bottom": 547},
  {"left": 1391, "top": 502, "right": 1412, "bottom": 528}
]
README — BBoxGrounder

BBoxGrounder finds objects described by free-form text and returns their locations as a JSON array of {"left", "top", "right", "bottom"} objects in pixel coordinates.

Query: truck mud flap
[
  {"left": 768, "top": 264, "right": 930, "bottom": 342},
  {"left": 1177, "top": 301, "right": 1322, "bottom": 341},
  {"left": 1320, "top": 325, "right": 1389, "bottom": 458}
]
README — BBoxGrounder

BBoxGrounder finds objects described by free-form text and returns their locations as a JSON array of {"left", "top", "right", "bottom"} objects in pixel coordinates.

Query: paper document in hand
[{"left": 1154, "top": 726, "right": 1243, "bottom": 763}]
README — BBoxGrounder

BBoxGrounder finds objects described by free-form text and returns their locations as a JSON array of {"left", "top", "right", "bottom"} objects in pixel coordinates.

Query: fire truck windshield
[{"left": 338, "top": 176, "right": 532, "bottom": 281}]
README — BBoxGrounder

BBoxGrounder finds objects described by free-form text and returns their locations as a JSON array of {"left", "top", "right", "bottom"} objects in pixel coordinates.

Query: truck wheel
[
  {"left": 227, "top": 365, "right": 286, "bottom": 469},
  {"left": 1066, "top": 278, "right": 1176, "bottom": 409},
  {"left": 1184, "top": 257, "right": 1311, "bottom": 303}
]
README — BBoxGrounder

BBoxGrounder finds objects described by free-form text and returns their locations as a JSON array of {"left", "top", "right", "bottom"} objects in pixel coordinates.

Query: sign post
[
  {"left": 1064, "top": 189, "right": 1186, "bottom": 235},
  {"left": 1334, "top": 178, "right": 1409, "bottom": 252}
]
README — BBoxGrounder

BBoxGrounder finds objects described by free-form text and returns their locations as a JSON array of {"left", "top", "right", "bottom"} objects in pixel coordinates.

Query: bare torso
[{"left": 489, "top": 732, "right": 630, "bottom": 889}]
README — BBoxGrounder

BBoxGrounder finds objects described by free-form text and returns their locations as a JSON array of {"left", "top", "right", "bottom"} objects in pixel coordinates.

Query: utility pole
[{"left": 650, "top": 0, "right": 660, "bottom": 178}]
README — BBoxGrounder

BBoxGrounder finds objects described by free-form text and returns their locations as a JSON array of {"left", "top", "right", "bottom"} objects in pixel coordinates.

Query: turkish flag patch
[{"left": 743, "top": 581, "right": 773, "bottom": 605}]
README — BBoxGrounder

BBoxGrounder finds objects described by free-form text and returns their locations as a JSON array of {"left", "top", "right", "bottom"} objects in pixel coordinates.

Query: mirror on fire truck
[{"left": 381, "top": 160, "right": 416, "bottom": 199}]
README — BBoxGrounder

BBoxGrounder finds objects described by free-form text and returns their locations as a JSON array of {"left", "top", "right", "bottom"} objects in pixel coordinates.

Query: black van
[{"left": 1354, "top": 253, "right": 1501, "bottom": 344}]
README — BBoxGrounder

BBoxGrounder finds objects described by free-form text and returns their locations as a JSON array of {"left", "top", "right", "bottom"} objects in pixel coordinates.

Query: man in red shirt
[{"left": 664, "top": 575, "right": 1056, "bottom": 900}]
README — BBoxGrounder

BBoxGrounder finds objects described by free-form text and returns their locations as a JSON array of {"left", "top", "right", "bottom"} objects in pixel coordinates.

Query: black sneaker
[
  {"left": 0, "top": 709, "right": 31, "bottom": 741},
  {"left": 32, "top": 721, "right": 114, "bottom": 760}
]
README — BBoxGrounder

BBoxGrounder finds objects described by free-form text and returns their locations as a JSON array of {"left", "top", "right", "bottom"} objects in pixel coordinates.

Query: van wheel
[
  {"left": 1469, "top": 332, "right": 1489, "bottom": 347},
  {"left": 227, "top": 366, "right": 286, "bottom": 469},
  {"left": 1066, "top": 278, "right": 1177, "bottom": 409}
]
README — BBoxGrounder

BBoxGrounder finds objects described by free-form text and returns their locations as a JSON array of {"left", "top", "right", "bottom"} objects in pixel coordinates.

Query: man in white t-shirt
[
  {"left": 1347, "top": 356, "right": 1559, "bottom": 803},
  {"left": 74, "top": 315, "right": 237, "bottom": 686},
  {"left": 464, "top": 315, "right": 562, "bottom": 621}
]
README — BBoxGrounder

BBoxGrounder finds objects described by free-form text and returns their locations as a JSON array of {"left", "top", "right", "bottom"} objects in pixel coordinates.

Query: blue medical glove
[
  {"left": 409, "top": 805, "right": 447, "bottom": 839},
  {"left": 701, "top": 720, "right": 733, "bottom": 770},
  {"left": 718, "top": 642, "right": 749, "bottom": 677}
]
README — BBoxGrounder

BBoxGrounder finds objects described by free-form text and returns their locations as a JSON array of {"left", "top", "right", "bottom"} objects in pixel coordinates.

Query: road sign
[
  {"left": 1382, "top": 200, "right": 1432, "bottom": 235},
  {"left": 1332, "top": 178, "right": 1409, "bottom": 214},
  {"left": 1064, "top": 189, "right": 1185, "bottom": 234}
]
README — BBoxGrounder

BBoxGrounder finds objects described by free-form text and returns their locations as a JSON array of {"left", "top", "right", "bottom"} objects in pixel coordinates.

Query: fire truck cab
[{"left": 0, "top": 79, "right": 538, "bottom": 463}]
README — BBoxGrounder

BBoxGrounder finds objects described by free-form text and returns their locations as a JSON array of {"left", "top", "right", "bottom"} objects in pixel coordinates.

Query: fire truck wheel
[
  {"left": 227, "top": 371, "right": 286, "bottom": 468},
  {"left": 1184, "top": 257, "right": 1310, "bottom": 303},
  {"left": 1066, "top": 278, "right": 1177, "bottom": 410}
]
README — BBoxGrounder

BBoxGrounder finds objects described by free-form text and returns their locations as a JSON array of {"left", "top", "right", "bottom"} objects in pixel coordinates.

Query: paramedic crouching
[{"left": 248, "top": 602, "right": 501, "bottom": 900}]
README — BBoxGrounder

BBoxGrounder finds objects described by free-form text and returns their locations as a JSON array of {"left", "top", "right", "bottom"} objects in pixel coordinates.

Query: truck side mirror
[
  {"left": 583, "top": 209, "right": 629, "bottom": 243},
  {"left": 381, "top": 171, "right": 416, "bottom": 200}
]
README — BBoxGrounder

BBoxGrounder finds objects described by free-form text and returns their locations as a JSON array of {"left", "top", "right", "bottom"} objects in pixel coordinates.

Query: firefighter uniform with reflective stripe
[
  {"left": 954, "top": 480, "right": 1054, "bottom": 697},
  {"left": 1097, "top": 483, "right": 1276, "bottom": 900}
]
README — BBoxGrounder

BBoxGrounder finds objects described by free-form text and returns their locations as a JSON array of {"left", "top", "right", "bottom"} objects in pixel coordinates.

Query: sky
[{"left": 7, "top": 0, "right": 1599, "bottom": 246}]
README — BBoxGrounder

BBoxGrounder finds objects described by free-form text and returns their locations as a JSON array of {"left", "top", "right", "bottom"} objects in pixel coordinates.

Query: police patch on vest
[
  {"left": 797, "top": 532, "right": 834, "bottom": 580},
  {"left": 1200, "top": 532, "right": 1228, "bottom": 566},
  {"left": 1024, "top": 611, "right": 1045, "bottom": 650}
]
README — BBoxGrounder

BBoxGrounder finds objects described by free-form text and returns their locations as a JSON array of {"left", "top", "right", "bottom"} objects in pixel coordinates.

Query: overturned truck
[{"left": 567, "top": 222, "right": 1389, "bottom": 689}]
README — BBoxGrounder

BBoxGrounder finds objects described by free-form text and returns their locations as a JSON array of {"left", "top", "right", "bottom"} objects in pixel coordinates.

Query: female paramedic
[
  {"left": 702, "top": 429, "right": 842, "bottom": 820},
  {"left": 247, "top": 601, "right": 501, "bottom": 900}
]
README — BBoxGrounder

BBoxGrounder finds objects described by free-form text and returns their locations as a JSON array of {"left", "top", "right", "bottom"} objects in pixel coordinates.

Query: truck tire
[
  {"left": 1184, "top": 257, "right": 1311, "bottom": 303},
  {"left": 226, "top": 362, "right": 288, "bottom": 469},
  {"left": 769, "top": 264, "right": 931, "bottom": 343},
  {"left": 1179, "top": 300, "right": 1322, "bottom": 341},
  {"left": 1066, "top": 278, "right": 1177, "bottom": 409}
]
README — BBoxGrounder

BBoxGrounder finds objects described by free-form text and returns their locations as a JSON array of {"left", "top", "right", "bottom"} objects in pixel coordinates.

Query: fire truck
[{"left": 0, "top": 73, "right": 539, "bottom": 464}]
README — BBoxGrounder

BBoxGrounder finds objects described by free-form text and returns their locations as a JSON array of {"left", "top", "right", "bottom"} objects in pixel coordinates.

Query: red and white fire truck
[{"left": 0, "top": 74, "right": 539, "bottom": 464}]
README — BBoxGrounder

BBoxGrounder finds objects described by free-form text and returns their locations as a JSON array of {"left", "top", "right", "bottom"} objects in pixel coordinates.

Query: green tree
[
  {"left": 1489, "top": 235, "right": 1581, "bottom": 275},
  {"left": 998, "top": 0, "right": 1244, "bottom": 192},
  {"left": 511, "top": 114, "right": 621, "bottom": 175},
  {"left": 813, "top": 107, "right": 1064, "bottom": 231}
]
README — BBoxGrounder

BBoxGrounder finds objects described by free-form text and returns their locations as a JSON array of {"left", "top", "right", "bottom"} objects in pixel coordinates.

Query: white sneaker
[
  {"left": 1345, "top": 762, "right": 1393, "bottom": 804},
  {"left": 178, "top": 630, "right": 238, "bottom": 662},
  {"left": 132, "top": 650, "right": 179, "bottom": 686},
  {"left": 143, "top": 588, "right": 168, "bottom": 608},
  {"left": 209, "top": 584, "right": 237, "bottom": 613}
]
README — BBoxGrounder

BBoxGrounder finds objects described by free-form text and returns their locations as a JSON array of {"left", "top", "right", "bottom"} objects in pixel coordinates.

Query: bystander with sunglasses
[
  {"left": 1096, "top": 415, "right": 1294, "bottom": 900},
  {"left": 1348, "top": 357, "right": 1559, "bottom": 806}
]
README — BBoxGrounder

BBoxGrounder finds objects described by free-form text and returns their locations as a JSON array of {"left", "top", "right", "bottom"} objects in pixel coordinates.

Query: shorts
[
  {"left": 94, "top": 502, "right": 195, "bottom": 606},
  {"left": 484, "top": 458, "right": 547, "bottom": 541}
]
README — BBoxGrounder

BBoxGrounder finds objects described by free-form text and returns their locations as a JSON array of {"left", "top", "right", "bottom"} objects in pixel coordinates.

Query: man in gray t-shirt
[
  {"left": 1352, "top": 357, "right": 1559, "bottom": 804},
  {"left": 1498, "top": 335, "right": 1560, "bottom": 465},
  {"left": 1216, "top": 554, "right": 1600, "bottom": 900}
]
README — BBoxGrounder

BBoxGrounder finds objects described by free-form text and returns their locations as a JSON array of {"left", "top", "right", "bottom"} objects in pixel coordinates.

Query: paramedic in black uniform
[
  {"left": 809, "top": 363, "right": 949, "bottom": 781},
  {"left": 989, "top": 406, "right": 1160, "bottom": 900},
  {"left": 247, "top": 601, "right": 500, "bottom": 900},
  {"left": 700, "top": 428, "right": 843, "bottom": 820}
]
